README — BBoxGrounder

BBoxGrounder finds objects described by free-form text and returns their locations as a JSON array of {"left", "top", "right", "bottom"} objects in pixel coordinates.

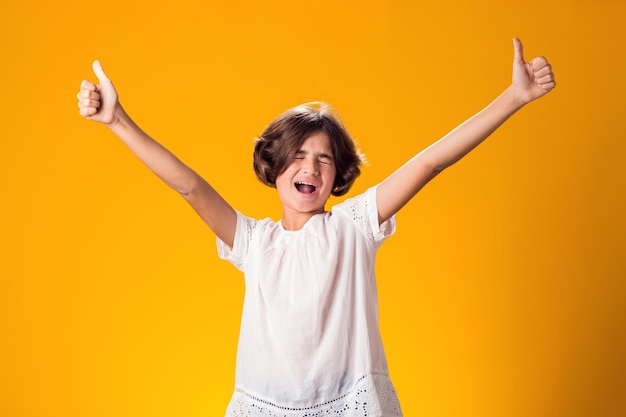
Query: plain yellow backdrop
[{"left": 1, "top": 0, "right": 625, "bottom": 416}]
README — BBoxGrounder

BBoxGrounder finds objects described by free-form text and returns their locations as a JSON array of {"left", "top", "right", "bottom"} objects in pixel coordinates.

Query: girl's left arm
[{"left": 376, "top": 38, "right": 555, "bottom": 224}]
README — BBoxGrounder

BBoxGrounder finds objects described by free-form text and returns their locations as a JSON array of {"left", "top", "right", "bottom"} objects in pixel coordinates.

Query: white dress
[{"left": 217, "top": 186, "right": 403, "bottom": 417}]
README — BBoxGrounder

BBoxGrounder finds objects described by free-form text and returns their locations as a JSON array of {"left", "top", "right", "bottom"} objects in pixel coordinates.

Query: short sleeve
[
  {"left": 333, "top": 186, "right": 396, "bottom": 247},
  {"left": 216, "top": 211, "right": 257, "bottom": 271}
]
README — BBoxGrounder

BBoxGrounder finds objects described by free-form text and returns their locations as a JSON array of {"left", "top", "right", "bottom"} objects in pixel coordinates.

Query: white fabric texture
[{"left": 217, "top": 186, "right": 402, "bottom": 416}]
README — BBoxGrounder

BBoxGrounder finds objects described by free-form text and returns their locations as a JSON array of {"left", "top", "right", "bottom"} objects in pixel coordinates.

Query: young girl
[{"left": 77, "top": 38, "right": 555, "bottom": 416}]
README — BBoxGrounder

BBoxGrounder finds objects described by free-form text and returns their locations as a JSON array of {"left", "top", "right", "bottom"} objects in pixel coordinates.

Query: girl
[{"left": 77, "top": 38, "right": 555, "bottom": 416}]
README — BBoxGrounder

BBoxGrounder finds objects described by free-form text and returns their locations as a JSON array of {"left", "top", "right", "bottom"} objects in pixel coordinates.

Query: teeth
[{"left": 295, "top": 181, "right": 317, "bottom": 193}]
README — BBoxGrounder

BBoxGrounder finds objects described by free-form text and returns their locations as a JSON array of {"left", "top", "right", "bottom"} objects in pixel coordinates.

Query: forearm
[
  {"left": 106, "top": 106, "right": 202, "bottom": 195},
  {"left": 377, "top": 86, "right": 526, "bottom": 223},
  {"left": 78, "top": 61, "right": 238, "bottom": 245},
  {"left": 376, "top": 39, "right": 555, "bottom": 224},
  {"left": 419, "top": 86, "right": 525, "bottom": 173}
]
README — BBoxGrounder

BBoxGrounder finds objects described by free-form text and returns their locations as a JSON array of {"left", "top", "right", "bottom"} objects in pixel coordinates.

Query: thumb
[
  {"left": 513, "top": 37, "right": 525, "bottom": 65},
  {"left": 92, "top": 60, "right": 110, "bottom": 83}
]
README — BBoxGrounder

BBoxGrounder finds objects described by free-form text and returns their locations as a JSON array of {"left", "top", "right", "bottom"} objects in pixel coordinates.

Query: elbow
[
  {"left": 172, "top": 181, "right": 192, "bottom": 198},
  {"left": 426, "top": 159, "right": 448, "bottom": 176},
  {"left": 432, "top": 164, "right": 446, "bottom": 175},
  {"left": 175, "top": 175, "right": 203, "bottom": 199},
  {"left": 428, "top": 155, "right": 458, "bottom": 175},
  {"left": 177, "top": 184, "right": 192, "bottom": 198},
  {"left": 415, "top": 152, "right": 448, "bottom": 177},
  {"left": 178, "top": 184, "right": 199, "bottom": 200}
]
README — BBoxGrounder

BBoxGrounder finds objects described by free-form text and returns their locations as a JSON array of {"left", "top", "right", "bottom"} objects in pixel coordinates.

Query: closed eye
[
  {"left": 318, "top": 154, "right": 334, "bottom": 165},
  {"left": 293, "top": 150, "right": 334, "bottom": 165}
]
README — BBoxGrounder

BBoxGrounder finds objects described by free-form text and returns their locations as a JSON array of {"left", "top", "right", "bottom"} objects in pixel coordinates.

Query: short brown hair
[{"left": 253, "top": 102, "right": 364, "bottom": 197}]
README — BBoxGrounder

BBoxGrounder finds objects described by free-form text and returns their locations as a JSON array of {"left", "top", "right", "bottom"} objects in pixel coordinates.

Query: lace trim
[
  {"left": 225, "top": 373, "right": 402, "bottom": 417},
  {"left": 242, "top": 214, "right": 258, "bottom": 243},
  {"left": 348, "top": 196, "right": 375, "bottom": 243},
  {"left": 346, "top": 189, "right": 394, "bottom": 245},
  {"left": 217, "top": 212, "right": 259, "bottom": 269}
]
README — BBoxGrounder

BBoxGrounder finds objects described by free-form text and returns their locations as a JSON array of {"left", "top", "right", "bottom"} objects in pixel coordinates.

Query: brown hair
[{"left": 253, "top": 102, "right": 364, "bottom": 197}]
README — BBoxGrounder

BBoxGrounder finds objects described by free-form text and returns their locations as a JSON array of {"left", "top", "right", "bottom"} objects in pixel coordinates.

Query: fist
[
  {"left": 77, "top": 61, "right": 119, "bottom": 124},
  {"left": 512, "top": 38, "right": 556, "bottom": 103}
]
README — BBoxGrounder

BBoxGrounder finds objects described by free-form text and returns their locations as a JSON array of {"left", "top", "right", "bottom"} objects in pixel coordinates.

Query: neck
[{"left": 281, "top": 209, "right": 325, "bottom": 231}]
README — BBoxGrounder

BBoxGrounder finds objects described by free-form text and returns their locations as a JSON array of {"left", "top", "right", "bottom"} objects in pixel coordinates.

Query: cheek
[
  {"left": 275, "top": 167, "right": 295, "bottom": 188},
  {"left": 325, "top": 167, "right": 337, "bottom": 183},
  {"left": 285, "top": 165, "right": 299, "bottom": 175},
  {"left": 280, "top": 163, "right": 299, "bottom": 176}
]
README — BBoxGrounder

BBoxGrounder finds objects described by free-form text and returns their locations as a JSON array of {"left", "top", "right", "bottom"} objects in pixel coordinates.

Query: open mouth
[{"left": 295, "top": 181, "right": 317, "bottom": 194}]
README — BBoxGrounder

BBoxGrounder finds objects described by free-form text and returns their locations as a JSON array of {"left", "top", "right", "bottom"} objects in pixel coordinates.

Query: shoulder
[
  {"left": 233, "top": 211, "right": 277, "bottom": 230},
  {"left": 217, "top": 211, "right": 278, "bottom": 269},
  {"left": 332, "top": 186, "right": 396, "bottom": 246},
  {"left": 332, "top": 186, "right": 376, "bottom": 218}
]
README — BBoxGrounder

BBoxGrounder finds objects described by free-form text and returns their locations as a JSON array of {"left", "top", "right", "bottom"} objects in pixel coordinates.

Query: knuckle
[{"left": 81, "top": 80, "right": 94, "bottom": 90}]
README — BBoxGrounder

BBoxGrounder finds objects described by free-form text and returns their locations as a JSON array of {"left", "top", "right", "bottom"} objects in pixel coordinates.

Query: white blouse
[{"left": 217, "top": 186, "right": 403, "bottom": 417}]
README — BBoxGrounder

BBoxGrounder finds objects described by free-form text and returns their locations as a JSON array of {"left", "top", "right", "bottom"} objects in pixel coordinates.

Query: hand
[
  {"left": 77, "top": 61, "right": 120, "bottom": 125},
  {"left": 511, "top": 38, "right": 556, "bottom": 104}
]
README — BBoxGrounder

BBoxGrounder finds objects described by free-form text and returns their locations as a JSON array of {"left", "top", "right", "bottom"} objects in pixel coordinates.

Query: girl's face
[{"left": 275, "top": 130, "right": 337, "bottom": 222}]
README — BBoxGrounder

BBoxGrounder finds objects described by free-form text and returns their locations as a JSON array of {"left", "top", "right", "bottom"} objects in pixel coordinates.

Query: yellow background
[{"left": 1, "top": 0, "right": 625, "bottom": 416}]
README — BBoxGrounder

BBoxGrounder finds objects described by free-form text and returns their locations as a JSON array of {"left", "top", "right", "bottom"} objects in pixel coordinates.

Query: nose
[{"left": 302, "top": 157, "right": 319, "bottom": 176}]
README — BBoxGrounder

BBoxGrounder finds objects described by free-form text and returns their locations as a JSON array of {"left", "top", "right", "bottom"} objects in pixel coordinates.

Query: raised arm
[
  {"left": 77, "top": 61, "right": 237, "bottom": 248},
  {"left": 376, "top": 38, "right": 556, "bottom": 224}
]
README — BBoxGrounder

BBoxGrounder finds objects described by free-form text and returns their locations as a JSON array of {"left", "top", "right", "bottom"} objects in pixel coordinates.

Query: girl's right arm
[{"left": 77, "top": 61, "right": 237, "bottom": 248}]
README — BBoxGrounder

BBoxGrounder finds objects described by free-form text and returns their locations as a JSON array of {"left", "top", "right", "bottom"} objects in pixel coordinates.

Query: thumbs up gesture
[
  {"left": 512, "top": 38, "right": 556, "bottom": 104},
  {"left": 77, "top": 61, "right": 120, "bottom": 125}
]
